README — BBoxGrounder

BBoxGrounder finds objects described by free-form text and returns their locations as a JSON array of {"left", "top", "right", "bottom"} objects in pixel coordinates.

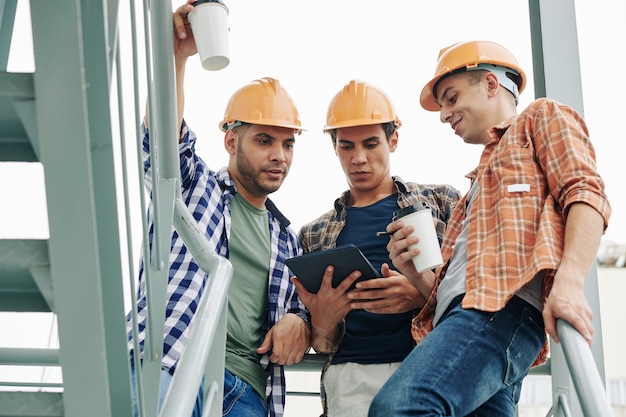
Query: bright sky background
[
  {"left": 179, "top": 0, "right": 626, "bottom": 246},
  {"left": 2, "top": 1, "right": 624, "bottom": 414},
  {"left": 3, "top": 0, "right": 624, "bottom": 246}
]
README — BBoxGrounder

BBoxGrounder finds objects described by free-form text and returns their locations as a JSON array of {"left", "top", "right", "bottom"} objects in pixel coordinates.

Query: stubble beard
[{"left": 236, "top": 148, "right": 287, "bottom": 197}]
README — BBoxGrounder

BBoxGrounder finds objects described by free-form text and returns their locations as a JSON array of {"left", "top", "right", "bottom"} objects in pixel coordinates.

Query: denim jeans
[
  {"left": 223, "top": 369, "right": 268, "bottom": 417},
  {"left": 131, "top": 364, "right": 202, "bottom": 417},
  {"left": 368, "top": 295, "right": 545, "bottom": 417}
]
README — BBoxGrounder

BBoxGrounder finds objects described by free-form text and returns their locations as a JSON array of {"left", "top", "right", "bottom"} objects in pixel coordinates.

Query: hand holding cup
[{"left": 391, "top": 203, "right": 443, "bottom": 272}]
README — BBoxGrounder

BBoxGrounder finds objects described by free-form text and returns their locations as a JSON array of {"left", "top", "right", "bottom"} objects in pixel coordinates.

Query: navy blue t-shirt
[{"left": 332, "top": 194, "right": 415, "bottom": 364}]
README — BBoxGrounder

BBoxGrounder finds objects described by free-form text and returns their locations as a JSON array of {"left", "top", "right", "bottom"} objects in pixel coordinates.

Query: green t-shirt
[{"left": 225, "top": 193, "right": 271, "bottom": 400}]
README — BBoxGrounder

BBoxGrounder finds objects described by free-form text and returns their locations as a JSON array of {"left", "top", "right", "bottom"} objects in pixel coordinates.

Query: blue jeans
[
  {"left": 223, "top": 369, "right": 268, "bottom": 417},
  {"left": 131, "top": 364, "right": 202, "bottom": 417},
  {"left": 368, "top": 295, "right": 545, "bottom": 417}
]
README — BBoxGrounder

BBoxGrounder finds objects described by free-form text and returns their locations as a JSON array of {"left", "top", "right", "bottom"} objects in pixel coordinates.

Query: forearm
[
  {"left": 175, "top": 56, "right": 187, "bottom": 139},
  {"left": 543, "top": 203, "right": 604, "bottom": 344},
  {"left": 558, "top": 203, "right": 604, "bottom": 285},
  {"left": 143, "top": 50, "right": 187, "bottom": 136},
  {"left": 406, "top": 269, "right": 437, "bottom": 303}
]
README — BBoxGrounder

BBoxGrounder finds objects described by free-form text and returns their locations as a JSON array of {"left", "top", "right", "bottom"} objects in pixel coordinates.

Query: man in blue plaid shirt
[{"left": 129, "top": 3, "right": 311, "bottom": 416}]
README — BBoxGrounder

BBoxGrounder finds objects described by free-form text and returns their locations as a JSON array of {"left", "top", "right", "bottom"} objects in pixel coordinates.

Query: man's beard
[{"left": 236, "top": 148, "right": 287, "bottom": 196}]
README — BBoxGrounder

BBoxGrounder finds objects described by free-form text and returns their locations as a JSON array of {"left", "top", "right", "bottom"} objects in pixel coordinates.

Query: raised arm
[{"left": 145, "top": 0, "right": 197, "bottom": 139}]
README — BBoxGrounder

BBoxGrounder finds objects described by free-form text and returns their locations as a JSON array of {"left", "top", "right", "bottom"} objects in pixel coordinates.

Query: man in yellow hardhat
[
  {"left": 369, "top": 40, "right": 611, "bottom": 416},
  {"left": 292, "top": 79, "right": 460, "bottom": 416},
  {"left": 128, "top": 2, "right": 310, "bottom": 417}
]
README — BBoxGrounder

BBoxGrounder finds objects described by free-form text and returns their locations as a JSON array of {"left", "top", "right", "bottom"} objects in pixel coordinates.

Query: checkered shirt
[
  {"left": 128, "top": 120, "right": 308, "bottom": 417},
  {"left": 412, "top": 98, "right": 612, "bottom": 367}
]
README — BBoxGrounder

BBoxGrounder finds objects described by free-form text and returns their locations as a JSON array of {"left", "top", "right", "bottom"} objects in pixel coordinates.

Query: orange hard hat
[
  {"left": 420, "top": 40, "right": 526, "bottom": 111},
  {"left": 219, "top": 77, "right": 303, "bottom": 134},
  {"left": 324, "top": 80, "right": 401, "bottom": 132}
]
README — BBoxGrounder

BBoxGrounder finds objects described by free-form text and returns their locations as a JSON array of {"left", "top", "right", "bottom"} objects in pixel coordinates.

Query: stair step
[
  {"left": 0, "top": 239, "right": 52, "bottom": 312},
  {"left": 0, "top": 72, "right": 39, "bottom": 162}
]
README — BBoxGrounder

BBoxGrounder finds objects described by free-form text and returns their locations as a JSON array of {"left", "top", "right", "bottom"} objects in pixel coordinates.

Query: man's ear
[
  {"left": 224, "top": 130, "right": 237, "bottom": 155},
  {"left": 484, "top": 72, "right": 500, "bottom": 97},
  {"left": 389, "top": 131, "right": 399, "bottom": 153}
]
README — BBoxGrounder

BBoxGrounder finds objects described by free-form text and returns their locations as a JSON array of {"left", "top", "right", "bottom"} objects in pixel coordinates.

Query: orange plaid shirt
[{"left": 412, "top": 98, "right": 611, "bottom": 366}]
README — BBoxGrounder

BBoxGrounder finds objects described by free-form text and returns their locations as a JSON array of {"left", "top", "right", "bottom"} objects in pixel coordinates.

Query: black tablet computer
[{"left": 285, "top": 244, "right": 380, "bottom": 294}]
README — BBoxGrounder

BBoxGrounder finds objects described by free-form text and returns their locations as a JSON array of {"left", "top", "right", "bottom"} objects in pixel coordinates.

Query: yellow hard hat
[
  {"left": 420, "top": 40, "right": 526, "bottom": 111},
  {"left": 324, "top": 80, "right": 401, "bottom": 132},
  {"left": 219, "top": 77, "right": 303, "bottom": 134}
]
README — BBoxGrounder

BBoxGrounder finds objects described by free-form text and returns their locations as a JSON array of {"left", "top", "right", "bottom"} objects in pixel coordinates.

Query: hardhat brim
[{"left": 219, "top": 119, "right": 305, "bottom": 134}]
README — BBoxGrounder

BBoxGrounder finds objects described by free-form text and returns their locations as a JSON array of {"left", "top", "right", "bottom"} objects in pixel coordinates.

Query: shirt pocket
[{"left": 489, "top": 145, "right": 544, "bottom": 205}]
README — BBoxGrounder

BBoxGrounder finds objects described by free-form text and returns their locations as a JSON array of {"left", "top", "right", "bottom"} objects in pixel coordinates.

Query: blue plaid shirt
[{"left": 129, "top": 120, "right": 308, "bottom": 417}]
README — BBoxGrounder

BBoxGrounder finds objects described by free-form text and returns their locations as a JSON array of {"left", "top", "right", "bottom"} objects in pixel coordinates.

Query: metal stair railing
[
  {"left": 126, "top": 1, "right": 233, "bottom": 416},
  {"left": 161, "top": 200, "right": 232, "bottom": 417},
  {"left": 550, "top": 319, "right": 614, "bottom": 417}
]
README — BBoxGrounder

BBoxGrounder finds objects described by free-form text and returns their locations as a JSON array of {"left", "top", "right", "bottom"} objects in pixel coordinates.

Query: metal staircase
[
  {"left": 2, "top": 11, "right": 117, "bottom": 417},
  {"left": 0, "top": 0, "right": 231, "bottom": 416},
  {"left": 0, "top": 0, "right": 615, "bottom": 416},
  {"left": 1, "top": 0, "right": 140, "bottom": 414}
]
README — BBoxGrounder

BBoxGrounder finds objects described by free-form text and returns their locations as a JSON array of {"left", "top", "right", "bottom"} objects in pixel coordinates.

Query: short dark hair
[
  {"left": 466, "top": 69, "right": 486, "bottom": 85},
  {"left": 434, "top": 68, "right": 489, "bottom": 99}
]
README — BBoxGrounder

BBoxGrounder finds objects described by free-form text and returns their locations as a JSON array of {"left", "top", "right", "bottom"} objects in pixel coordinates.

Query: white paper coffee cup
[
  {"left": 393, "top": 204, "right": 443, "bottom": 272},
  {"left": 188, "top": 0, "right": 230, "bottom": 71}
]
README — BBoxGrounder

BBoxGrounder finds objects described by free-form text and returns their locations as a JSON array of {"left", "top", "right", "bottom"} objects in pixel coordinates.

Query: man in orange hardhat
[
  {"left": 291, "top": 79, "right": 460, "bottom": 416},
  {"left": 128, "top": 2, "right": 310, "bottom": 417},
  {"left": 369, "top": 40, "right": 611, "bottom": 416}
]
